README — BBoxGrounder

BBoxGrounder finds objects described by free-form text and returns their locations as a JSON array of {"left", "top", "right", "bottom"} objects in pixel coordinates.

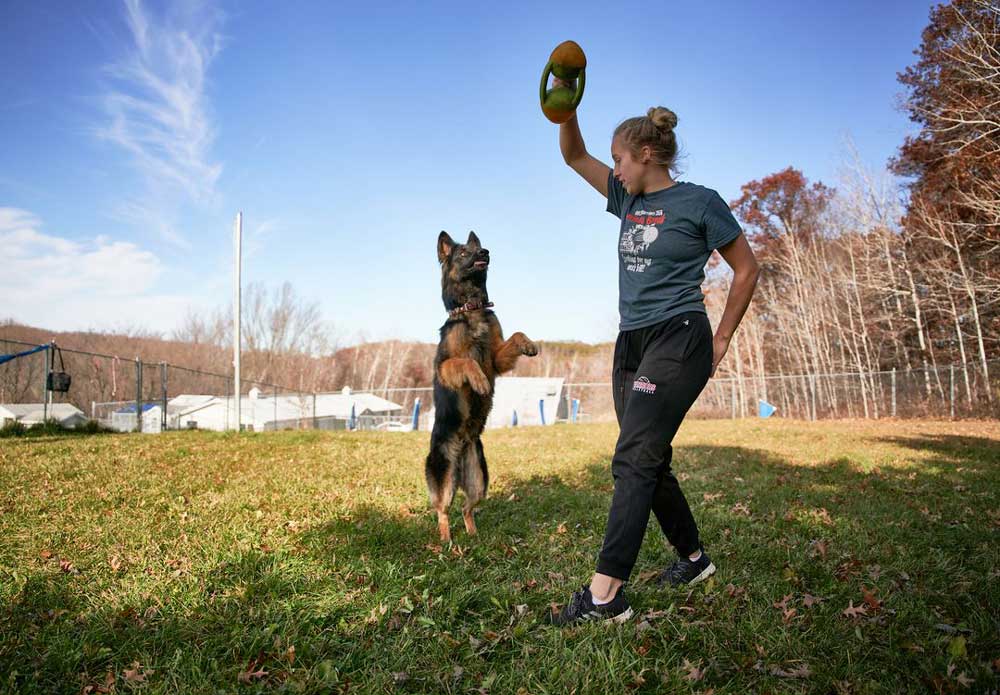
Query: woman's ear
[{"left": 640, "top": 145, "right": 653, "bottom": 164}]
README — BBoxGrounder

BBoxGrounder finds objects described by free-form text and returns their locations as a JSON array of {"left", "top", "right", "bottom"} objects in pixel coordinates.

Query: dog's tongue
[{"left": 474, "top": 261, "right": 488, "bottom": 269}]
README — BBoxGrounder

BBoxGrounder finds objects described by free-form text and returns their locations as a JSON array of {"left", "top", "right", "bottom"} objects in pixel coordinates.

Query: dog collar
[{"left": 448, "top": 300, "right": 494, "bottom": 319}]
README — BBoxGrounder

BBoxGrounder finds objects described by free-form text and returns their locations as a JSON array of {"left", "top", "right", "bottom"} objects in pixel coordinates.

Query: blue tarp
[{"left": 0, "top": 343, "right": 48, "bottom": 365}]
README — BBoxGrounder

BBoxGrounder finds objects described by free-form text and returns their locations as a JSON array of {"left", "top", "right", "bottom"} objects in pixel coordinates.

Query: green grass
[{"left": 1, "top": 419, "right": 998, "bottom": 694}]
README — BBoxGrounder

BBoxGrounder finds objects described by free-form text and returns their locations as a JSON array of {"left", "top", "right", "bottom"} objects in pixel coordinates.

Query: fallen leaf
[
  {"left": 948, "top": 635, "right": 967, "bottom": 659},
  {"left": 955, "top": 671, "right": 974, "bottom": 688},
  {"left": 681, "top": 658, "right": 705, "bottom": 682},
  {"left": 703, "top": 493, "right": 722, "bottom": 502},
  {"left": 810, "top": 539, "right": 829, "bottom": 558},
  {"left": 773, "top": 594, "right": 794, "bottom": 612},
  {"left": 802, "top": 594, "right": 822, "bottom": 608},
  {"left": 238, "top": 658, "right": 268, "bottom": 683},
  {"left": 556, "top": 522, "right": 567, "bottom": 534},
  {"left": 771, "top": 662, "right": 812, "bottom": 678},
  {"left": 39, "top": 549, "right": 53, "bottom": 559},
  {"left": 59, "top": 559, "right": 78, "bottom": 575},
  {"left": 731, "top": 502, "right": 751, "bottom": 517},
  {"left": 123, "top": 661, "right": 152, "bottom": 683},
  {"left": 861, "top": 587, "right": 882, "bottom": 612},
  {"left": 842, "top": 601, "right": 867, "bottom": 619}
]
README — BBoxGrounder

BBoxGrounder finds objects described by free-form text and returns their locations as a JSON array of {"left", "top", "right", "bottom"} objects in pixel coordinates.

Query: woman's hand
[{"left": 711, "top": 333, "right": 731, "bottom": 377}]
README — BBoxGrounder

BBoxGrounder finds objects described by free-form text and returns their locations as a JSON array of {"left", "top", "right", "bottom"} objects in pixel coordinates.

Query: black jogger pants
[{"left": 595, "top": 311, "right": 714, "bottom": 581}]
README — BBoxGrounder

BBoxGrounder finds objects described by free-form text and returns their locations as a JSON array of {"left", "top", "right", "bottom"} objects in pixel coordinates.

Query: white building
[
  {"left": 0, "top": 403, "right": 88, "bottom": 429},
  {"left": 169, "top": 387, "right": 403, "bottom": 432}
]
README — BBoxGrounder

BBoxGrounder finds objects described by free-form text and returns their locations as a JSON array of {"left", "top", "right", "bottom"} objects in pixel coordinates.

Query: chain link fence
[{"left": 3, "top": 338, "right": 996, "bottom": 434}]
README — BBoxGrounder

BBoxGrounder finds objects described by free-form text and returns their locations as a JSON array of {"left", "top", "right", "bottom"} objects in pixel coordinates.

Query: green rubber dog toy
[{"left": 539, "top": 40, "right": 587, "bottom": 124}]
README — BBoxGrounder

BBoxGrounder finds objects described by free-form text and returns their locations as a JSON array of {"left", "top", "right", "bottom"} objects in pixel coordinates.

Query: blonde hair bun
[{"left": 647, "top": 106, "right": 678, "bottom": 132}]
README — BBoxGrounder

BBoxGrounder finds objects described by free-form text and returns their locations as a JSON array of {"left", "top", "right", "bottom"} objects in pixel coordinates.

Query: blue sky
[{"left": 1, "top": 0, "right": 930, "bottom": 345}]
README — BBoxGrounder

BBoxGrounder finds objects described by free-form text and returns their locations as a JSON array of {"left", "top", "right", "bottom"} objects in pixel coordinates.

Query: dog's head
[
  {"left": 437, "top": 231, "right": 490, "bottom": 282},
  {"left": 437, "top": 231, "right": 490, "bottom": 312}
]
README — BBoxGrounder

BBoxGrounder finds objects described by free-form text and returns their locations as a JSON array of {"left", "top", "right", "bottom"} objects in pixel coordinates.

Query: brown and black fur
[{"left": 425, "top": 231, "right": 538, "bottom": 543}]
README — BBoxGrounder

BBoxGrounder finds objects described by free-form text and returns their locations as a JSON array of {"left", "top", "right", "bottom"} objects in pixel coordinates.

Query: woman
[{"left": 551, "top": 102, "right": 760, "bottom": 626}]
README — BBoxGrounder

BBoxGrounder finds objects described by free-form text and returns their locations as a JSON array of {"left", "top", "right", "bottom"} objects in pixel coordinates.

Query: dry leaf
[
  {"left": 842, "top": 600, "right": 867, "bottom": 619},
  {"left": 681, "top": 658, "right": 705, "bottom": 682},
  {"left": 802, "top": 594, "right": 822, "bottom": 608}
]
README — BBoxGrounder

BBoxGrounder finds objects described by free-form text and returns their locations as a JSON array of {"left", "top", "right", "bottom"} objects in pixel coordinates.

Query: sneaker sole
[
  {"left": 688, "top": 562, "right": 716, "bottom": 585},
  {"left": 608, "top": 607, "right": 633, "bottom": 624}
]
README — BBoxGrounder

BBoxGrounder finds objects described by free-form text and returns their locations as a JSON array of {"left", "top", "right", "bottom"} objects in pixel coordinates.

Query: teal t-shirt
[{"left": 606, "top": 172, "right": 742, "bottom": 331}]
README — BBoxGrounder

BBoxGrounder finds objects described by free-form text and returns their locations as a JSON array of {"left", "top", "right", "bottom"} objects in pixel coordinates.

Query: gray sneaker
[{"left": 658, "top": 551, "right": 716, "bottom": 587}]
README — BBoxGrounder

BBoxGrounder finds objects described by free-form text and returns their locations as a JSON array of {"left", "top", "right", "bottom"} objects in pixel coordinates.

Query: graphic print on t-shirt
[{"left": 619, "top": 208, "right": 665, "bottom": 273}]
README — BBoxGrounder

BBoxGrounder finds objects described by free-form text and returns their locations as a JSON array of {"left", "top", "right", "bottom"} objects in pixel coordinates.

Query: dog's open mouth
[{"left": 473, "top": 260, "right": 489, "bottom": 270}]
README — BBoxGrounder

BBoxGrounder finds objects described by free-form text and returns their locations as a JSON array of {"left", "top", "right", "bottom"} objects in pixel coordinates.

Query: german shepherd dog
[{"left": 425, "top": 231, "right": 538, "bottom": 543}]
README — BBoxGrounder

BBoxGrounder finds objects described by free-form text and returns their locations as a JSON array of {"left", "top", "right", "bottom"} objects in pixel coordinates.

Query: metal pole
[
  {"left": 811, "top": 374, "right": 817, "bottom": 421},
  {"left": 891, "top": 368, "right": 897, "bottom": 418},
  {"left": 233, "top": 211, "right": 243, "bottom": 432},
  {"left": 43, "top": 342, "right": 52, "bottom": 422},
  {"left": 136, "top": 358, "right": 143, "bottom": 433},
  {"left": 161, "top": 362, "right": 167, "bottom": 430},
  {"left": 274, "top": 385, "right": 278, "bottom": 431},
  {"left": 312, "top": 392, "right": 318, "bottom": 430}
]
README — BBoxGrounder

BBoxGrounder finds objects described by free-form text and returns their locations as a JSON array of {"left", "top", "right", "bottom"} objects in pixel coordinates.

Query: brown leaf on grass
[
  {"left": 771, "top": 662, "right": 812, "bottom": 678},
  {"left": 109, "top": 556, "right": 123, "bottom": 572},
  {"left": 802, "top": 594, "right": 823, "bottom": 608},
  {"left": 725, "top": 583, "right": 746, "bottom": 599},
  {"left": 842, "top": 601, "right": 867, "bottom": 619},
  {"left": 867, "top": 564, "right": 882, "bottom": 581},
  {"left": 703, "top": 492, "right": 722, "bottom": 502},
  {"left": 450, "top": 544, "right": 465, "bottom": 558},
  {"left": 238, "top": 665, "right": 268, "bottom": 683},
  {"left": 39, "top": 549, "right": 53, "bottom": 559},
  {"left": 730, "top": 502, "right": 751, "bottom": 517},
  {"left": 772, "top": 594, "right": 794, "bottom": 612},
  {"left": 681, "top": 658, "right": 706, "bottom": 682},
  {"left": 834, "top": 558, "right": 862, "bottom": 581},
  {"left": 397, "top": 505, "right": 415, "bottom": 518},
  {"left": 556, "top": 522, "right": 567, "bottom": 534},
  {"left": 59, "top": 559, "right": 78, "bottom": 575},
  {"left": 809, "top": 539, "right": 829, "bottom": 558},
  {"left": 955, "top": 672, "right": 975, "bottom": 688},
  {"left": 782, "top": 608, "right": 798, "bottom": 624},
  {"left": 424, "top": 543, "right": 443, "bottom": 554},
  {"left": 861, "top": 587, "right": 882, "bottom": 612},
  {"left": 123, "top": 661, "right": 152, "bottom": 683}
]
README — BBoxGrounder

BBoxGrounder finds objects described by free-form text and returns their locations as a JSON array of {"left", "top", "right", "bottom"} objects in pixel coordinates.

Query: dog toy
[{"left": 539, "top": 40, "right": 587, "bottom": 124}]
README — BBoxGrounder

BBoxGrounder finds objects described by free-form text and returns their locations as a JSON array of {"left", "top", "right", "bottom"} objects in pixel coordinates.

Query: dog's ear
[
  {"left": 466, "top": 231, "right": 481, "bottom": 249},
  {"left": 437, "top": 231, "right": 456, "bottom": 263}
]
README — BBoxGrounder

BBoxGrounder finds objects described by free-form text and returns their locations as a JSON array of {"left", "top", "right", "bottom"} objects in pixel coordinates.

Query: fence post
[
  {"left": 731, "top": 379, "right": 737, "bottom": 419},
  {"left": 891, "top": 368, "right": 897, "bottom": 418},
  {"left": 135, "top": 358, "right": 143, "bottom": 433},
  {"left": 43, "top": 342, "right": 52, "bottom": 422},
  {"left": 810, "top": 374, "right": 817, "bottom": 421},
  {"left": 161, "top": 362, "right": 167, "bottom": 430},
  {"left": 950, "top": 364, "right": 955, "bottom": 419},
  {"left": 312, "top": 392, "right": 318, "bottom": 430}
]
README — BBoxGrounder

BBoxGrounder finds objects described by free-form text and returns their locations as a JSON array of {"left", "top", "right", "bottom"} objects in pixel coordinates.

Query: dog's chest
[{"left": 461, "top": 318, "right": 492, "bottom": 362}]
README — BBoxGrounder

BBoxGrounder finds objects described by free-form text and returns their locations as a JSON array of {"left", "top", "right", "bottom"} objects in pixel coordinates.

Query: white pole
[{"left": 233, "top": 212, "right": 242, "bottom": 432}]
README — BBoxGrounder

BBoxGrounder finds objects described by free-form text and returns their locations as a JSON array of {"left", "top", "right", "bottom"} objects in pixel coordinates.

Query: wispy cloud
[
  {"left": 96, "top": 0, "right": 225, "bottom": 205},
  {"left": 0, "top": 207, "right": 202, "bottom": 332}
]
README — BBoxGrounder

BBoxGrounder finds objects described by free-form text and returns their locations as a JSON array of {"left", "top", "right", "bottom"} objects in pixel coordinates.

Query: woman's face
[{"left": 611, "top": 136, "right": 648, "bottom": 195}]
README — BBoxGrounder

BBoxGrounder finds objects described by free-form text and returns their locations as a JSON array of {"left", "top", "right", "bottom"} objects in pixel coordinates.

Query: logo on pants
[{"left": 632, "top": 376, "right": 657, "bottom": 394}]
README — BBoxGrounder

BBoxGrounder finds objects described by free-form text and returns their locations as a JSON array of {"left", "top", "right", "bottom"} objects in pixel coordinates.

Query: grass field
[{"left": 1, "top": 419, "right": 998, "bottom": 694}]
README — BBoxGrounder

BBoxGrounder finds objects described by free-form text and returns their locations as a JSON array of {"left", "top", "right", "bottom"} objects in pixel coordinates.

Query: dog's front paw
[
  {"left": 467, "top": 368, "right": 491, "bottom": 396},
  {"left": 521, "top": 340, "right": 539, "bottom": 356}
]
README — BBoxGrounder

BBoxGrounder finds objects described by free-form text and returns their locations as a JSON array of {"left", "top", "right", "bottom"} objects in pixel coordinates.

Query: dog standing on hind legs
[{"left": 425, "top": 231, "right": 538, "bottom": 543}]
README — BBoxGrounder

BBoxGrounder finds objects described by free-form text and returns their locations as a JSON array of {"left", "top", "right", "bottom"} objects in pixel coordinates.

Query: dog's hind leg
[
  {"left": 461, "top": 438, "right": 488, "bottom": 536},
  {"left": 426, "top": 438, "right": 460, "bottom": 543}
]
